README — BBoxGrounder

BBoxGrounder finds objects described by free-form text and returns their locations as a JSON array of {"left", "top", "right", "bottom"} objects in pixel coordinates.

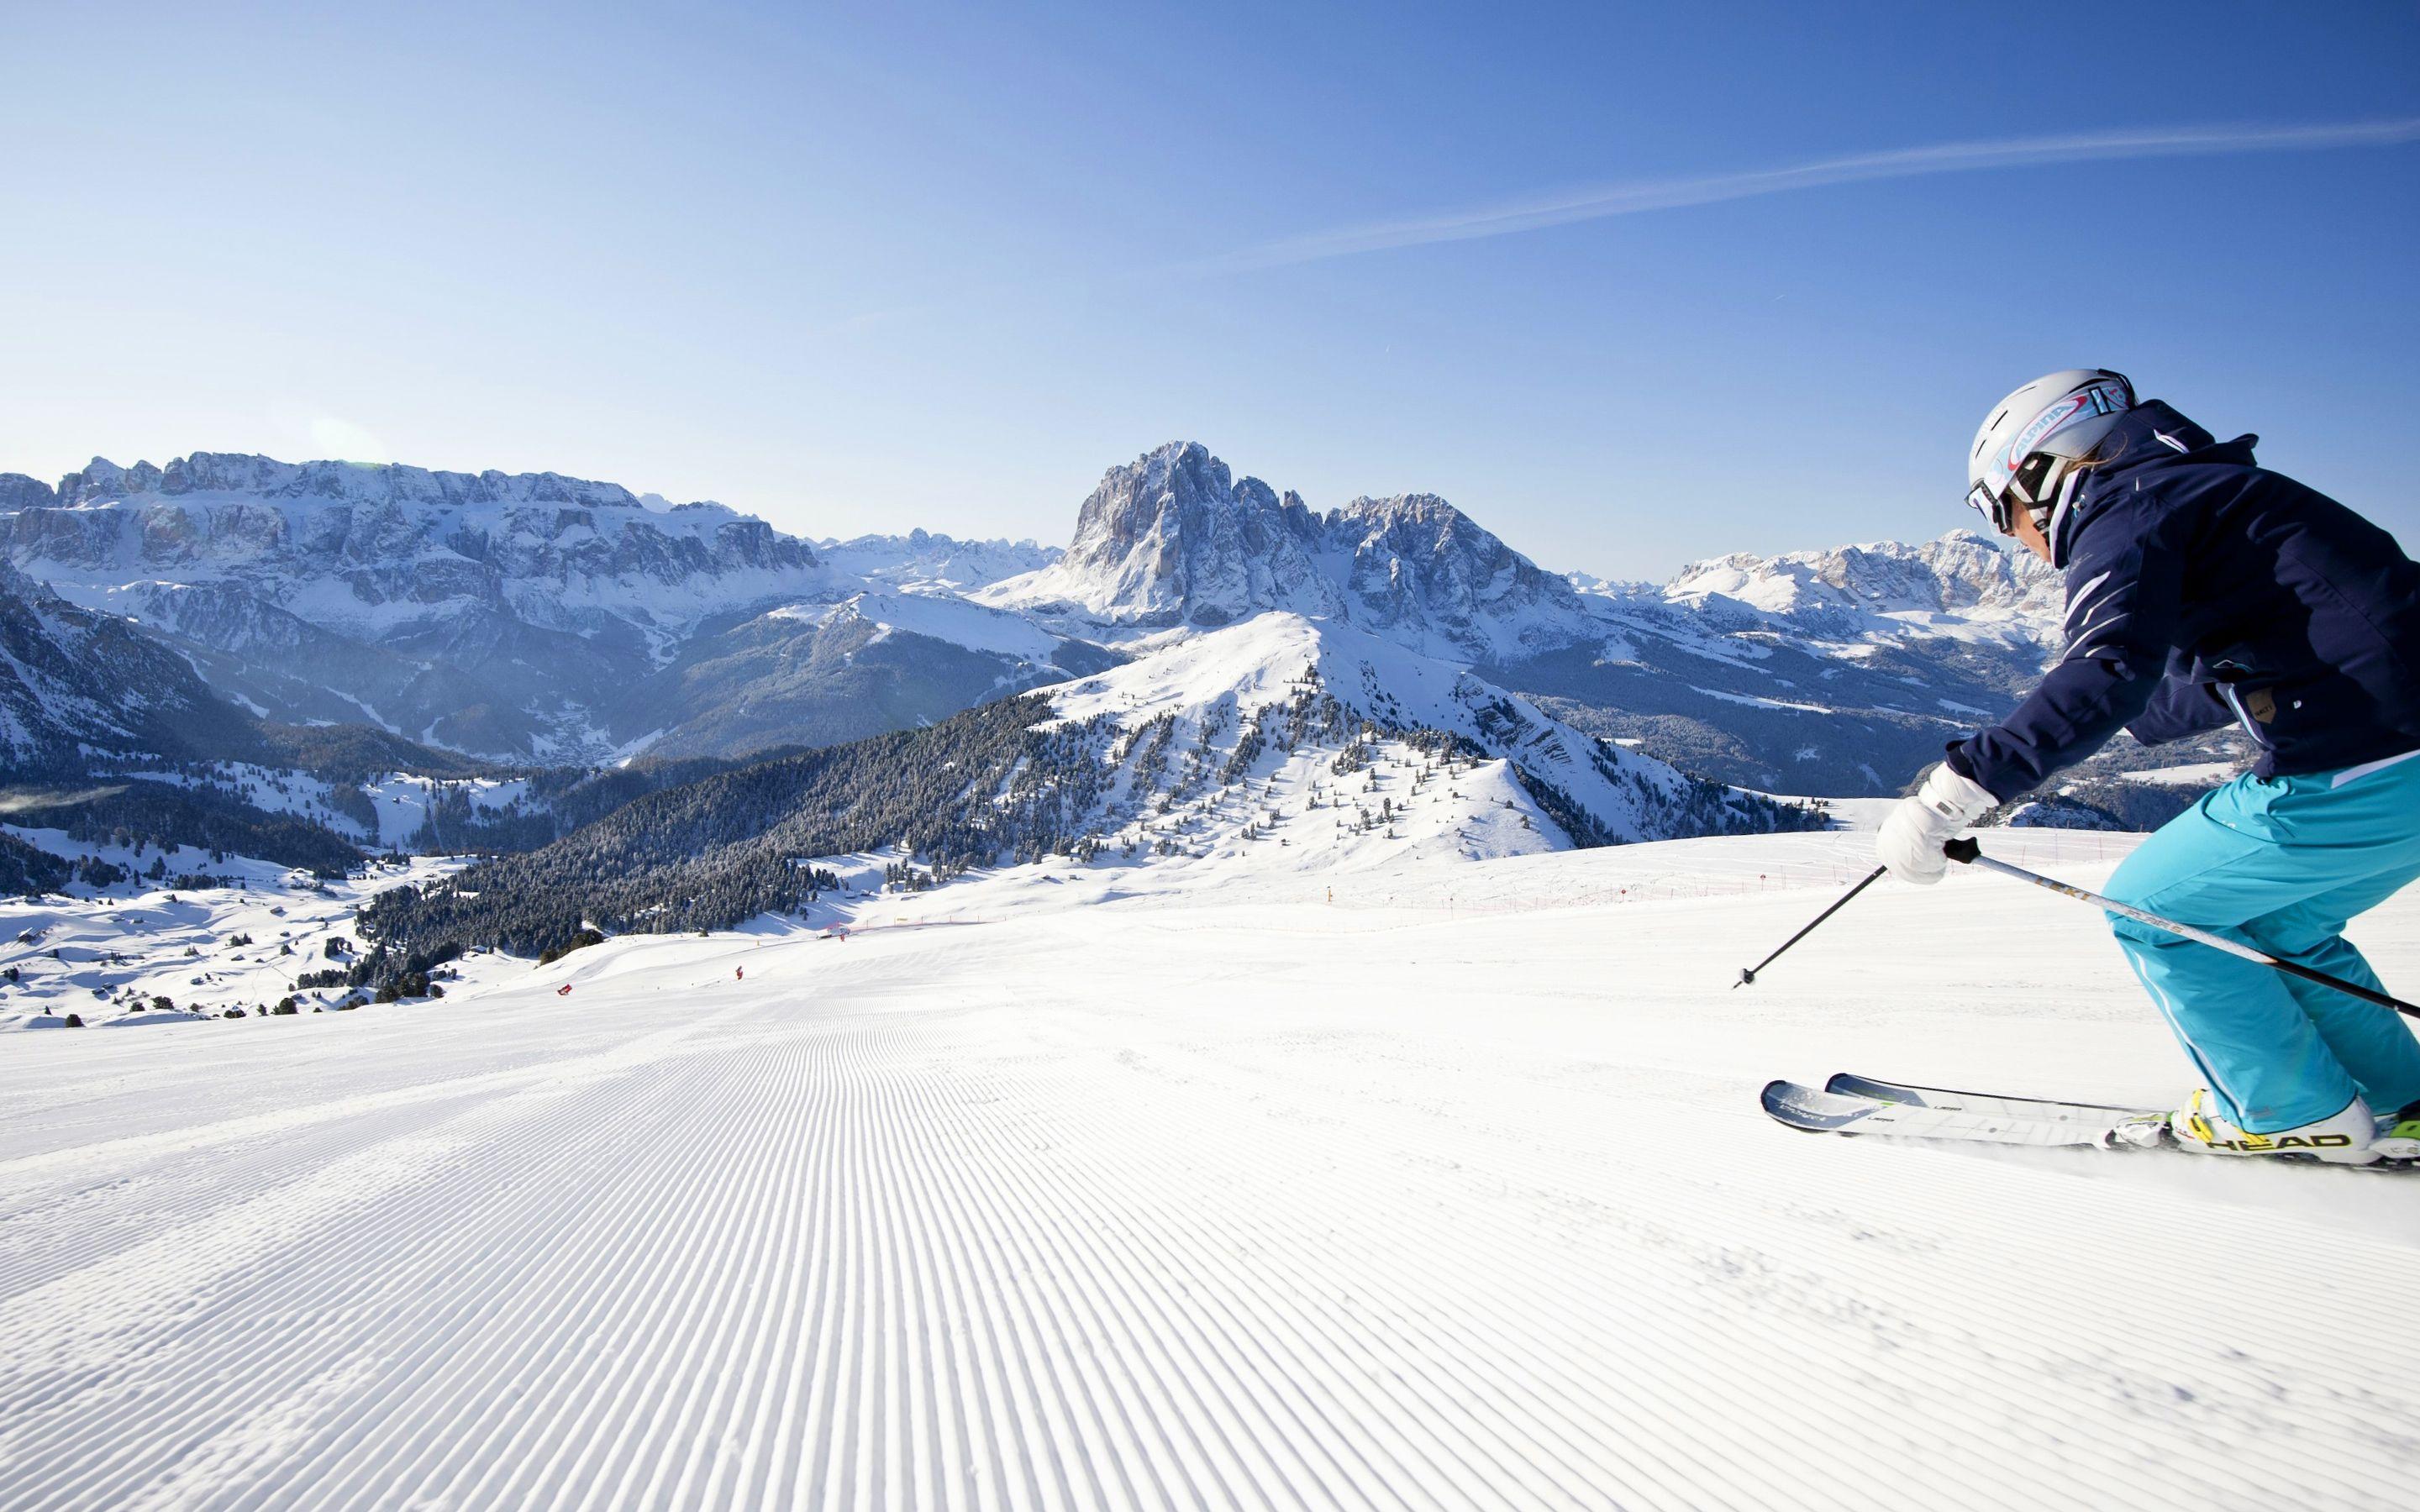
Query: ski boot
[
  {"left": 2110, "top": 1089, "right": 2381, "bottom": 1165},
  {"left": 2374, "top": 1100, "right": 2420, "bottom": 1162}
]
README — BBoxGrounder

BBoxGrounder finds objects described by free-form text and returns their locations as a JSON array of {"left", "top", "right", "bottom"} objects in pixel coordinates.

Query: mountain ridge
[
  {"left": 0, "top": 450, "right": 841, "bottom": 759},
  {"left": 1, "top": 442, "right": 2065, "bottom": 792}
]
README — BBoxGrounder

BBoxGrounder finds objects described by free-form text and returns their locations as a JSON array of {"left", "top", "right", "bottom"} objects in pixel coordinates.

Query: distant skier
[
  {"left": 1879, "top": 369, "right": 2420, "bottom": 1164},
  {"left": 735, "top": 965, "right": 744, "bottom": 982}
]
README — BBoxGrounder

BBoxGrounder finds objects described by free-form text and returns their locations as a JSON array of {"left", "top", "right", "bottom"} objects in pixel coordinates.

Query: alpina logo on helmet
[
  {"left": 1996, "top": 394, "right": 2090, "bottom": 478},
  {"left": 1985, "top": 381, "right": 2130, "bottom": 489}
]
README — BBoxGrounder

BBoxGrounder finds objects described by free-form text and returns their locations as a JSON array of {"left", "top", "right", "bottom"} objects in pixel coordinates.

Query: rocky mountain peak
[
  {"left": 987, "top": 444, "right": 1601, "bottom": 659},
  {"left": 1325, "top": 492, "right": 1591, "bottom": 656},
  {"left": 0, "top": 474, "right": 55, "bottom": 512},
  {"left": 1044, "top": 442, "right": 1327, "bottom": 629},
  {"left": 1063, "top": 443, "right": 1298, "bottom": 559}
]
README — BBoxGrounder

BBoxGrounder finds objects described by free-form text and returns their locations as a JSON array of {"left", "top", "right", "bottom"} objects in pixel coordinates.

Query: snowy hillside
[
  {"left": 120, "top": 765, "right": 537, "bottom": 849},
  {"left": 5, "top": 827, "right": 2412, "bottom": 1505},
  {"left": 0, "top": 852, "right": 483, "bottom": 1031},
  {"left": 1038, "top": 612, "right": 1810, "bottom": 860},
  {"left": 606, "top": 589, "right": 1121, "bottom": 759},
  {"left": 355, "top": 609, "right": 1817, "bottom": 973},
  {"left": 781, "top": 591, "right": 1072, "bottom": 663},
  {"left": 0, "top": 561, "right": 263, "bottom": 769}
]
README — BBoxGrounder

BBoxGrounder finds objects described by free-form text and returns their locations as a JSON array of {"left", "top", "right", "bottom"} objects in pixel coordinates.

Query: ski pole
[
  {"left": 1943, "top": 837, "right": 2420, "bottom": 1022},
  {"left": 1733, "top": 865, "right": 1887, "bottom": 988}
]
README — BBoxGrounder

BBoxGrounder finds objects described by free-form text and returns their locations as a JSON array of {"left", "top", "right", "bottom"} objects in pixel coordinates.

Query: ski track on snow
[{"left": 2, "top": 846, "right": 2416, "bottom": 1510}]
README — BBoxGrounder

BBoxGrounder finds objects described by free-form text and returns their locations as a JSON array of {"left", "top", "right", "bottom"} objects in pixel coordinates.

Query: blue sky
[{"left": 4, "top": 1, "right": 2416, "bottom": 578}]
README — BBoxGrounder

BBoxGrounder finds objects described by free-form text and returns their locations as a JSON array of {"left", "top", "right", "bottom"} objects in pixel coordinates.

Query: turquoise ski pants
[{"left": 2102, "top": 752, "right": 2420, "bottom": 1133}]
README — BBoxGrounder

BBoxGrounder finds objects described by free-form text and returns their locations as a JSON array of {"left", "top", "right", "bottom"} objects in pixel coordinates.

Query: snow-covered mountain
[
  {"left": 980, "top": 444, "right": 2063, "bottom": 796},
  {"left": 0, "top": 454, "right": 1123, "bottom": 765},
  {"left": 0, "top": 561, "right": 260, "bottom": 770},
  {"left": 0, "top": 454, "right": 844, "bottom": 759},
  {"left": 1649, "top": 531, "right": 2060, "bottom": 642},
  {"left": 358, "top": 607, "right": 1820, "bottom": 967},
  {"left": 1031, "top": 612, "right": 1814, "bottom": 866},
  {"left": 608, "top": 588, "right": 1119, "bottom": 759},
  {"left": 10, "top": 454, "right": 825, "bottom": 627},
  {"left": 813, "top": 529, "right": 1060, "bottom": 592},
  {"left": 981, "top": 442, "right": 1600, "bottom": 661},
  {"left": 1490, "top": 531, "right": 2065, "bottom": 795},
  {"left": 0, "top": 441, "right": 2070, "bottom": 796}
]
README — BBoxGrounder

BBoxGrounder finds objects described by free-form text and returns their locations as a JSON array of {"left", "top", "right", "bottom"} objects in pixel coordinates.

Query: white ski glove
[{"left": 1876, "top": 763, "right": 1997, "bottom": 885}]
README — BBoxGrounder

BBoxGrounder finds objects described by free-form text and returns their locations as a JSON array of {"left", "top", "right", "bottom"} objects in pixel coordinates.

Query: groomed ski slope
[{"left": 3, "top": 831, "right": 2416, "bottom": 1509}]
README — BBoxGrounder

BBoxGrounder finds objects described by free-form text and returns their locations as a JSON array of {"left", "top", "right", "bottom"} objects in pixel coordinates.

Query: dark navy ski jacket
[{"left": 1946, "top": 400, "right": 2420, "bottom": 801}]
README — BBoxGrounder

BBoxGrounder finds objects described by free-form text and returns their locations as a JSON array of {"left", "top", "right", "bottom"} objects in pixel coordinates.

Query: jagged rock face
[
  {"left": 13, "top": 454, "right": 820, "bottom": 631},
  {"left": 1326, "top": 493, "right": 1593, "bottom": 658},
  {"left": 1, "top": 453, "right": 839, "bottom": 760},
  {"left": 58, "top": 451, "right": 659, "bottom": 511},
  {"left": 989, "top": 443, "right": 1597, "bottom": 659},
  {"left": 1050, "top": 442, "right": 1335, "bottom": 628},
  {"left": 0, "top": 475, "right": 55, "bottom": 512}
]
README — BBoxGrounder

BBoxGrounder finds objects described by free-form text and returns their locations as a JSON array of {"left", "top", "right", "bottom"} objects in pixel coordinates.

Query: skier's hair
[{"left": 2068, "top": 433, "right": 2127, "bottom": 472}]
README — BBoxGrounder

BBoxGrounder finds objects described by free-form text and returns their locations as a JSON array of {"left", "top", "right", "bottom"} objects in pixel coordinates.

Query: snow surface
[
  {"left": 2120, "top": 760, "right": 2245, "bottom": 788},
  {"left": 0, "top": 853, "right": 495, "bottom": 1029},
  {"left": 3, "top": 826, "right": 2414, "bottom": 1505}
]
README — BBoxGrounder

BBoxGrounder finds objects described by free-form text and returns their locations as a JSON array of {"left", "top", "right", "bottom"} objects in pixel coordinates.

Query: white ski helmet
[{"left": 1966, "top": 369, "right": 2133, "bottom": 535}]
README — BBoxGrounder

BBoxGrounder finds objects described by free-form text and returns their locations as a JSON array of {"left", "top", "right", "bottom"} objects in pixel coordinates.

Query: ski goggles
[
  {"left": 1964, "top": 480, "right": 2008, "bottom": 531},
  {"left": 1965, "top": 452, "right": 2061, "bottom": 533}
]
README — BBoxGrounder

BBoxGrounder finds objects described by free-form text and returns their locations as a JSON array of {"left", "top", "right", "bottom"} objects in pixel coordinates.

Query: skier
[
  {"left": 735, "top": 965, "right": 744, "bottom": 982},
  {"left": 1878, "top": 369, "right": 2420, "bottom": 1164}
]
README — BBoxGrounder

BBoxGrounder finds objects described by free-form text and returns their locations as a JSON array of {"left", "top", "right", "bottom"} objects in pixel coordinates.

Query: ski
[
  {"left": 1823, "top": 1071, "right": 2144, "bottom": 1125},
  {"left": 1760, "top": 1079, "right": 2119, "bottom": 1148},
  {"left": 1765, "top": 1079, "right": 2420, "bottom": 1170}
]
